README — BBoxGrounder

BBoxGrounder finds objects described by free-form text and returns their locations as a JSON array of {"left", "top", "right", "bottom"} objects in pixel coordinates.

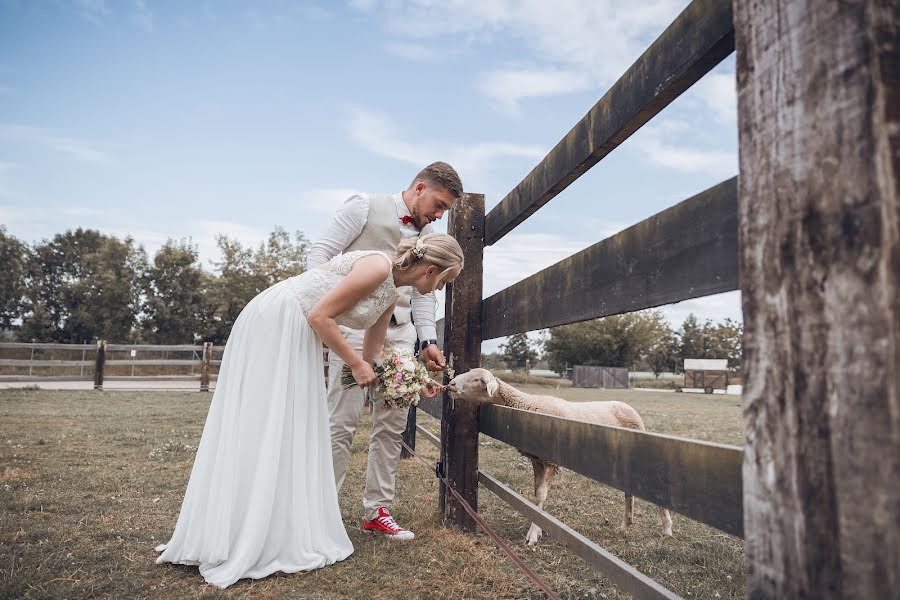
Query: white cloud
[
  {"left": 349, "top": 0, "right": 378, "bottom": 11},
  {"left": 629, "top": 121, "right": 736, "bottom": 178},
  {"left": 483, "top": 232, "right": 597, "bottom": 297},
  {"left": 345, "top": 108, "right": 545, "bottom": 191},
  {"left": 0, "top": 124, "right": 112, "bottom": 164},
  {"left": 354, "top": 0, "right": 687, "bottom": 113},
  {"left": 73, "top": 0, "right": 109, "bottom": 24},
  {"left": 659, "top": 290, "right": 743, "bottom": 328},
  {"left": 478, "top": 67, "right": 592, "bottom": 115},
  {"left": 300, "top": 187, "right": 363, "bottom": 215},
  {"left": 385, "top": 42, "right": 438, "bottom": 62},
  {"left": 689, "top": 71, "right": 737, "bottom": 125},
  {"left": 130, "top": 0, "right": 154, "bottom": 32}
]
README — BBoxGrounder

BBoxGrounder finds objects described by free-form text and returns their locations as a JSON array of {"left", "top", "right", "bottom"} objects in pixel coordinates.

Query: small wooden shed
[
  {"left": 683, "top": 358, "right": 728, "bottom": 392},
  {"left": 573, "top": 365, "right": 629, "bottom": 389}
]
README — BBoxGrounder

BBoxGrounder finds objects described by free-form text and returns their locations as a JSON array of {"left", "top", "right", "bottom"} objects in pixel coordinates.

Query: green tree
[
  {"left": 544, "top": 310, "right": 672, "bottom": 374},
  {"left": 705, "top": 317, "right": 744, "bottom": 372},
  {"left": 499, "top": 332, "right": 538, "bottom": 371},
  {"left": 676, "top": 313, "right": 744, "bottom": 372},
  {"left": 142, "top": 239, "right": 212, "bottom": 344},
  {"left": 0, "top": 226, "right": 27, "bottom": 333},
  {"left": 205, "top": 227, "right": 309, "bottom": 343},
  {"left": 647, "top": 330, "right": 680, "bottom": 377},
  {"left": 20, "top": 229, "right": 147, "bottom": 342}
]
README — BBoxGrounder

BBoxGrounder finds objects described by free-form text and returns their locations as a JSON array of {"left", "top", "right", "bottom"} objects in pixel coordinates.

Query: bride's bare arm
[
  {"left": 363, "top": 303, "right": 395, "bottom": 363},
  {"left": 306, "top": 255, "right": 390, "bottom": 386}
]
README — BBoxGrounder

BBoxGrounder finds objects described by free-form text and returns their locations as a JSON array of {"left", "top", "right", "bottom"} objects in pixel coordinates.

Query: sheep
[{"left": 446, "top": 368, "right": 673, "bottom": 545}]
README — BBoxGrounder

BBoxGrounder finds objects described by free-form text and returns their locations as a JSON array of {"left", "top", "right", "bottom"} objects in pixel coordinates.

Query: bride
[{"left": 155, "top": 233, "right": 464, "bottom": 588}]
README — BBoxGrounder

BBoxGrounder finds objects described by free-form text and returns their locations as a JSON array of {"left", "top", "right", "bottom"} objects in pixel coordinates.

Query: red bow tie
[{"left": 401, "top": 215, "right": 418, "bottom": 227}]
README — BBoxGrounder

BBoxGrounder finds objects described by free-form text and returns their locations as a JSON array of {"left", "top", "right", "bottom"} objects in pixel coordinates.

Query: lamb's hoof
[
  {"left": 525, "top": 526, "right": 542, "bottom": 545},
  {"left": 661, "top": 527, "right": 674, "bottom": 537}
]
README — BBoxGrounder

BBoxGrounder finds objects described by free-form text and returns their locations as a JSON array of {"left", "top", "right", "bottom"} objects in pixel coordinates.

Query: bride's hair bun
[{"left": 394, "top": 233, "right": 464, "bottom": 287}]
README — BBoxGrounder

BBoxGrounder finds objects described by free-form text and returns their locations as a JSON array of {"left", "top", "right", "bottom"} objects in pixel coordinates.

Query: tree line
[
  {"left": 0, "top": 226, "right": 309, "bottom": 345},
  {"left": 1, "top": 225, "right": 742, "bottom": 372},
  {"left": 496, "top": 310, "right": 743, "bottom": 375}
]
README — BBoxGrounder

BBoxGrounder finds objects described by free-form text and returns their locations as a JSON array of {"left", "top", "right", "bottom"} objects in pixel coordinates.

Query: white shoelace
[{"left": 376, "top": 514, "right": 404, "bottom": 532}]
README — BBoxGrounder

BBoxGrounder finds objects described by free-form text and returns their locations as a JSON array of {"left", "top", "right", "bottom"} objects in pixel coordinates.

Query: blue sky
[{"left": 0, "top": 0, "right": 741, "bottom": 352}]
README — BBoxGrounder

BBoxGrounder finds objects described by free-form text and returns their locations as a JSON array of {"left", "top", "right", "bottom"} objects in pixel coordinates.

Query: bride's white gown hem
[{"left": 155, "top": 251, "right": 397, "bottom": 589}]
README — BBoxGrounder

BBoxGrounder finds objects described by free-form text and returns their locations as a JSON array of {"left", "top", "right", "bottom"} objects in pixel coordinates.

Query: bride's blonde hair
[{"left": 394, "top": 233, "right": 464, "bottom": 289}]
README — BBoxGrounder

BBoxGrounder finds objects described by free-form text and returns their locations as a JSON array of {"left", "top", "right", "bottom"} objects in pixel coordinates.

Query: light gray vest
[{"left": 345, "top": 194, "right": 433, "bottom": 325}]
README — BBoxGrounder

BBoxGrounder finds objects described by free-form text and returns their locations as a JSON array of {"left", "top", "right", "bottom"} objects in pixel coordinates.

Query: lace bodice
[{"left": 289, "top": 250, "right": 398, "bottom": 330}]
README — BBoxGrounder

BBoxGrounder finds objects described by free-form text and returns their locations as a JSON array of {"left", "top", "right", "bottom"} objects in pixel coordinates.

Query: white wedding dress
[{"left": 155, "top": 250, "right": 398, "bottom": 589}]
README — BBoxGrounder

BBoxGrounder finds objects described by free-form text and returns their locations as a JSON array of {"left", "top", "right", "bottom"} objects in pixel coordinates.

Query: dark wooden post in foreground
[
  {"left": 93, "top": 340, "right": 106, "bottom": 390},
  {"left": 439, "top": 193, "right": 484, "bottom": 531},
  {"left": 735, "top": 1, "right": 899, "bottom": 597},
  {"left": 200, "top": 342, "right": 213, "bottom": 392}
]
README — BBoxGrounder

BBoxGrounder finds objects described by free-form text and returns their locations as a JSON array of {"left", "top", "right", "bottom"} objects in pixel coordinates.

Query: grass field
[{"left": 1, "top": 385, "right": 744, "bottom": 599}]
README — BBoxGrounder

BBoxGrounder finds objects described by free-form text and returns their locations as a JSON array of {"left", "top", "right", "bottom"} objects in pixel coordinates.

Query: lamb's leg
[
  {"left": 659, "top": 507, "right": 673, "bottom": 536},
  {"left": 620, "top": 493, "right": 634, "bottom": 533},
  {"left": 525, "top": 461, "right": 556, "bottom": 545}
]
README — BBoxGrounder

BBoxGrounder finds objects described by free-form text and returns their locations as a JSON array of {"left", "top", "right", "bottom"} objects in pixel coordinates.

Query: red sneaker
[{"left": 363, "top": 507, "right": 415, "bottom": 540}]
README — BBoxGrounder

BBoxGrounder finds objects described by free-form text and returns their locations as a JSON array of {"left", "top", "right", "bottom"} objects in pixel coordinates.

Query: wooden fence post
[
  {"left": 440, "top": 193, "right": 484, "bottom": 531},
  {"left": 735, "top": 1, "right": 899, "bottom": 597},
  {"left": 400, "top": 406, "right": 416, "bottom": 459},
  {"left": 93, "top": 340, "right": 106, "bottom": 390},
  {"left": 200, "top": 342, "right": 212, "bottom": 392}
]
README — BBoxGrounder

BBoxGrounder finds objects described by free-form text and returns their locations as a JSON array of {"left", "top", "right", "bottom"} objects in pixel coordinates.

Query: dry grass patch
[{"left": 1, "top": 386, "right": 744, "bottom": 599}]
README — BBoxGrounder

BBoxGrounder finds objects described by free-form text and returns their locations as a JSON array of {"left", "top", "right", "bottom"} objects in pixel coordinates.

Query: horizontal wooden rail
[
  {"left": 479, "top": 471, "right": 681, "bottom": 600},
  {"left": 0, "top": 343, "right": 222, "bottom": 353},
  {"left": 482, "top": 178, "right": 737, "bottom": 339},
  {"left": 105, "top": 344, "right": 213, "bottom": 352},
  {"left": 484, "top": 0, "right": 734, "bottom": 244},
  {"left": 0, "top": 359, "right": 92, "bottom": 367},
  {"left": 416, "top": 424, "right": 441, "bottom": 449},
  {"left": 0, "top": 343, "right": 94, "bottom": 351},
  {"left": 479, "top": 403, "right": 744, "bottom": 537}
]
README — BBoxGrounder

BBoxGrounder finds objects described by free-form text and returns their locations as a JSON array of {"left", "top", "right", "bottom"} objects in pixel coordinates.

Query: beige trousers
[{"left": 327, "top": 322, "right": 417, "bottom": 520}]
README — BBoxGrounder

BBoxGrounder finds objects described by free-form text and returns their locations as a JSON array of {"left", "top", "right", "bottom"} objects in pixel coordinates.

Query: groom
[{"left": 308, "top": 161, "right": 463, "bottom": 540}]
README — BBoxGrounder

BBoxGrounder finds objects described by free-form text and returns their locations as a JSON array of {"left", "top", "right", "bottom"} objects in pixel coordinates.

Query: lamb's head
[{"left": 446, "top": 368, "right": 500, "bottom": 403}]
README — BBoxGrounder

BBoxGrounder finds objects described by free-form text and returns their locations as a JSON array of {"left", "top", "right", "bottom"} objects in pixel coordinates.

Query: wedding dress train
[{"left": 155, "top": 250, "right": 397, "bottom": 588}]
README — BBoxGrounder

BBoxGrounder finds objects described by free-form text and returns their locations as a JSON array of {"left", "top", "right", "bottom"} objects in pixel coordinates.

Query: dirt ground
[{"left": 0, "top": 385, "right": 744, "bottom": 599}]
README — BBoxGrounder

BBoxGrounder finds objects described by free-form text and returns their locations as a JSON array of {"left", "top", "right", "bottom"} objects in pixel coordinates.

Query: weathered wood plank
[
  {"left": 483, "top": 178, "right": 738, "bottom": 340},
  {"left": 0, "top": 359, "right": 94, "bottom": 367},
  {"left": 735, "top": 0, "right": 900, "bottom": 597},
  {"left": 415, "top": 424, "right": 441, "bottom": 450},
  {"left": 484, "top": 0, "right": 734, "bottom": 244},
  {"left": 479, "top": 404, "right": 743, "bottom": 537},
  {"left": 479, "top": 471, "right": 681, "bottom": 600},
  {"left": 440, "top": 193, "right": 485, "bottom": 532},
  {"left": 106, "top": 344, "right": 207, "bottom": 352},
  {"left": 102, "top": 360, "right": 200, "bottom": 366},
  {"left": 0, "top": 343, "right": 94, "bottom": 351},
  {"left": 93, "top": 340, "right": 106, "bottom": 390},
  {"left": 200, "top": 342, "right": 212, "bottom": 393}
]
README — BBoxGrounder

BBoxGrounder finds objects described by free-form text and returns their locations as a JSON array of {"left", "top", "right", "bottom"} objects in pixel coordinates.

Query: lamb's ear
[{"left": 486, "top": 377, "right": 499, "bottom": 398}]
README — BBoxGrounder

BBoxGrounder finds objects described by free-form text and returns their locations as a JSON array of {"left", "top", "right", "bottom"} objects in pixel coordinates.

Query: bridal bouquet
[{"left": 340, "top": 348, "right": 451, "bottom": 409}]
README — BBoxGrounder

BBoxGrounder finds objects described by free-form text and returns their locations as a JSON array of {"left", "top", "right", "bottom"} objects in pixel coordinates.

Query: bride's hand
[
  {"left": 422, "top": 379, "right": 444, "bottom": 398},
  {"left": 350, "top": 360, "right": 377, "bottom": 388}
]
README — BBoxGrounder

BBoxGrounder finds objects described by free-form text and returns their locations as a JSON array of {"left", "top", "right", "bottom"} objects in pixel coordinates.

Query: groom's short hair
[{"left": 413, "top": 162, "right": 463, "bottom": 200}]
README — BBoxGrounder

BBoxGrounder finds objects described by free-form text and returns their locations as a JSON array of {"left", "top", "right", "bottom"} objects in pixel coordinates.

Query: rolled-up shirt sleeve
[
  {"left": 307, "top": 193, "right": 369, "bottom": 269},
  {"left": 411, "top": 289, "right": 437, "bottom": 341}
]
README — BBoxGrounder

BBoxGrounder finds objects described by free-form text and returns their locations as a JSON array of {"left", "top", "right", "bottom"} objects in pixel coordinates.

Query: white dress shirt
[{"left": 307, "top": 193, "right": 438, "bottom": 341}]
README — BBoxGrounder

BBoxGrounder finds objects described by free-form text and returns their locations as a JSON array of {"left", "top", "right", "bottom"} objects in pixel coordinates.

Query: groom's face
[{"left": 410, "top": 182, "right": 457, "bottom": 228}]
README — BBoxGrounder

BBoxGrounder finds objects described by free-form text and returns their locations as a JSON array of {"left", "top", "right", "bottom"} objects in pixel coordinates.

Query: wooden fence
[
  {"left": 572, "top": 366, "right": 629, "bottom": 389},
  {"left": 419, "top": 0, "right": 899, "bottom": 598},
  {"left": 0, "top": 342, "right": 223, "bottom": 391}
]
